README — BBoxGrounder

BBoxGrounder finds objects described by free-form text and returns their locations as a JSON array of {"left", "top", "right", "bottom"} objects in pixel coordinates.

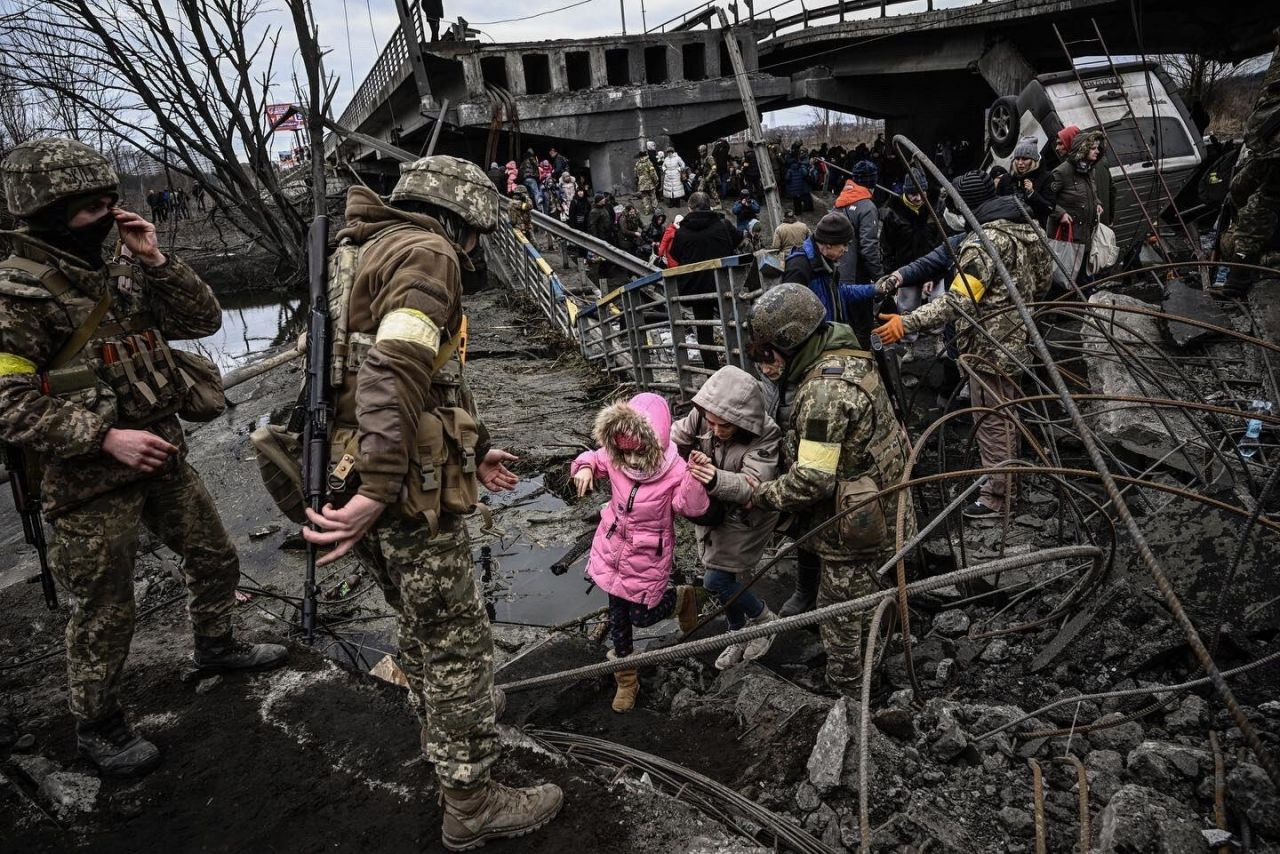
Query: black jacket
[
  {"left": 993, "top": 165, "right": 1056, "bottom": 223},
  {"left": 671, "top": 210, "right": 738, "bottom": 294},
  {"left": 879, "top": 194, "right": 944, "bottom": 272}
]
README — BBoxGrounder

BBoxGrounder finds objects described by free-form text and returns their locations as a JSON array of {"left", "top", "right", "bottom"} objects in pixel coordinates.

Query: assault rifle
[
  {"left": 4, "top": 444, "right": 57, "bottom": 609},
  {"left": 300, "top": 215, "right": 330, "bottom": 644}
]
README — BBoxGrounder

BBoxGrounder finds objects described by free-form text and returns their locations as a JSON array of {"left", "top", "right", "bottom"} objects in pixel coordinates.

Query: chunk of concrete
[
  {"left": 1097, "top": 784, "right": 1208, "bottom": 854},
  {"left": 806, "top": 696, "right": 850, "bottom": 793},
  {"left": 1082, "top": 292, "right": 1202, "bottom": 477},
  {"left": 1162, "top": 279, "right": 1228, "bottom": 347},
  {"left": 1227, "top": 762, "right": 1280, "bottom": 838},
  {"left": 40, "top": 771, "right": 101, "bottom": 820}
]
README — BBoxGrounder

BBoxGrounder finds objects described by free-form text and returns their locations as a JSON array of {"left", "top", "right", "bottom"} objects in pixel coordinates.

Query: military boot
[
  {"left": 1217, "top": 256, "right": 1256, "bottom": 300},
  {"left": 779, "top": 556, "right": 820, "bottom": 617},
  {"left": 77, "top": 710, "right": 161, "bottom": 776},
  {"left": 193, "top": 632, "right": 288, "bottom": 672},
  {"left": 440, "top": 779, "right": 564, "bottom": 851}
]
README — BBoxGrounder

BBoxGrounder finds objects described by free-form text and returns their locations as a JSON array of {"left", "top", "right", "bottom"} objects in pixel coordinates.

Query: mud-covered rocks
[
  {"left": 1227, "top": 762, "right": 1280, "bottom": 838},
  {"left": 1087, "top": 714, "right": 1145, "bottom": 753},
  {"left": 1097, "top": 784, "right": 1208, "bottom": 854},
  {"left": 932, "top": 610, "right": 971, "bottom": 637},
  {"left": 1125, "top": 741, "right": 1211, "bottom": 791}
]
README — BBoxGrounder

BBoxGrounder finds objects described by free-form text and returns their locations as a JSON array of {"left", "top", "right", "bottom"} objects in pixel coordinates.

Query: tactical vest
[
  {"left": 0, "top": 253, "right": 196, "bottom": 428},
  {"left": 325, "top": 226, "right": 479, "bottom": 532},
  {"left": 801, "top": 348, "right": 911, "bottom": 553}
]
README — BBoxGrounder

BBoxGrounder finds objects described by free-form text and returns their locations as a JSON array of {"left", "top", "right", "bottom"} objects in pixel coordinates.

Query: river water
[{"left": 181, "top": 291, "right": 303, "bottom": 373}]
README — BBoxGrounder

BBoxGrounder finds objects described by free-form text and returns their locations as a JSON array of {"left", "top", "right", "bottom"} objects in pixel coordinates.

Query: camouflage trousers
[
  {"left": 361, "top": 514, "right": 498, "bottom": 789},
  {"left": 637, "top": 190, "right": 657, "bottom": 217},
  {"left": 817, "top": 551, "right": 888, "bottom": 696},
  {"left": 1230, "top": 157, "right": 1280, "bottom": 259},
  {"left": 49, "top": 462, "right": 238, "bottom": 721}
]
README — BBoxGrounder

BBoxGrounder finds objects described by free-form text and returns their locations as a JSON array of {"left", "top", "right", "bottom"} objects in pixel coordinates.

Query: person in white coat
[{"left": 661, "top": 147, "right": 687, "bottom": 207}]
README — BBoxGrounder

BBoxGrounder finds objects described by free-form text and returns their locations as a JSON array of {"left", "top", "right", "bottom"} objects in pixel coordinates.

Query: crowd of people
[{"left": 144, "top": 183, "right": 206, "bottom": 223}]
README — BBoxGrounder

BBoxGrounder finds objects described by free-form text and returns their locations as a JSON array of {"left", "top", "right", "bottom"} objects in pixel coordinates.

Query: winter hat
[
  {"left": 613, "top": 432, "right": 645, "bottom": 452},
  {"left": 851, "top": 160, "right": 879, "bottom": 187},
  {"left": 903, "top": 167, "right": 928, "bottom": 194},
  {"left": 1012, "top": 137, "right": 1041, "bottom": 161},
  {"left": 783, "top": 209, "right": 797, "bottom": 222},
  {"left": 740, "top": 188, "right": 751, "bottom": 197},
  {"left": 1057, "top": 126, "right": 1080, "bottom": 151},
  {"left": 813, "top": 212, "right": 855, "bottom": 245},
  {"left": 952, "top": 170, "right": 995, "bottom": 210}
]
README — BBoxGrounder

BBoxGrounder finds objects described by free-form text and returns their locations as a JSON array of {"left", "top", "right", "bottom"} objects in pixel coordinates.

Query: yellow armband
[
  {"left": 796, "top": 439, "right": 841, "bottom": 474},
  {"left": 375, "top": 308, "right": 441, "bottom": 354},
  {"left": 949, "top": 274, "right": 986, "bottom": 302},
  {"left": 0, "top": 353, "right": 37, "bottom": 376}
]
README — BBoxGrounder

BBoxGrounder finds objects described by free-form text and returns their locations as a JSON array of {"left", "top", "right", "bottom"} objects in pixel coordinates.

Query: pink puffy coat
[{"left": 572, "top": 393, "right": 709, "bottom": 607}]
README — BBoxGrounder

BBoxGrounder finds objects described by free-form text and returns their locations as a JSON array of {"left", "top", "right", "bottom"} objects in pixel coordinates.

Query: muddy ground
[{"left": 3, "top": 212, "right": 1280, "bottom": 852}]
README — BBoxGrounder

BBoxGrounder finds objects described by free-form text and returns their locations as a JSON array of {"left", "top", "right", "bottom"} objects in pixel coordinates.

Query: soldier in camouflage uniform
[
  {"left": 875, "top": 169, "right": 1053, "bottom": 518},
  {"left": 508, "top": 184, "right": 534, "bottom": 237},
  {"left": 300, "top": 156, "right": 561, "bottom": 851},
  {"left": 0, "top": 138, "right": 287, "bottom": 776},
  {"left": 748, "top": 284, "right": 910, "bottom": 696},
  {"left": 1219, "top": 28, "right": 1280, "bottom": 300},
  {"left": 698, "top": 144, "right": 720, "bottom": 207},
  {"left": 634, "top": 149, "right": 659, "bottom": 217}
]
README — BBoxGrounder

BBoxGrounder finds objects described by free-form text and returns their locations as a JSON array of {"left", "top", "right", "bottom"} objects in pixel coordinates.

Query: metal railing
[{"left": 484, "top": 216, "right": 763, "bottom": 399}]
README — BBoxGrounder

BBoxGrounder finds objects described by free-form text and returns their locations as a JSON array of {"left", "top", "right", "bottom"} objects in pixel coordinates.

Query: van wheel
[{"left": 987, "top": 96, "right": 1020, "bottom": 157}]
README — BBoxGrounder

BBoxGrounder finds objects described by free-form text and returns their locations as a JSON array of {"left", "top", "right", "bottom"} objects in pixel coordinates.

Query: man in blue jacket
[{"left": 782, "top": 213, "right": 890, "bottom": 347}]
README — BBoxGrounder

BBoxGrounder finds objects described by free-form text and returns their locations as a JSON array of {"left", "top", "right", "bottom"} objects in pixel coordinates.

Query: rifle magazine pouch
[
  {"left": 251, "top": 424, "right": 306, "bottom": 524},
  {"left": 836, "top": 475, "right": 888, "bottom": 552},
  {"left": 172, "top": 349, "right": 226, "bottom": 422},
  {"left": 402, "top": 406, "right": 480, "bottom": 531}
]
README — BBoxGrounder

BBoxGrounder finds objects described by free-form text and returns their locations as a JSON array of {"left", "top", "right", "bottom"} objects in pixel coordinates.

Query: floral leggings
[{"left": 608, "top": 589, "right": 676, "bottom": 658}]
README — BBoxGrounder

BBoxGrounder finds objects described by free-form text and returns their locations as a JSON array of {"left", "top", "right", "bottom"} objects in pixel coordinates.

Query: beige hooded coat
[{"left": 670, "top": 366, "right": 781, "bottom": 574}]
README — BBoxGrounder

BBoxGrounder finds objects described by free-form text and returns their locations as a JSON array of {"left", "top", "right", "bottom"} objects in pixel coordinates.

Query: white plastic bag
[
  {"left": 1048, "top": 222, "right": 1086, "bottom": 289},
  {"left": 1088, "top": 222, "right": 1119, "bottom": 274}
]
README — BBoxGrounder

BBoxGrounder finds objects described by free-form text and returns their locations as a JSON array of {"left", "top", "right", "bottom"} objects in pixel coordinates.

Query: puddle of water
[
  {"left": 176, "top": 291, "right": 303, "bottom": 373},
  {"left": 322, "top": 476, "right": 605, "bottom": 674},
  {"left": 477, "top": 476, "right": 606, "bottom": 628}
]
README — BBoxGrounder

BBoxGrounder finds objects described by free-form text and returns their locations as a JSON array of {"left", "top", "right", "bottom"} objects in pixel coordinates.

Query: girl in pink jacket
[{"left": 571, "top": 392, "right": 709, "bottom": 712}]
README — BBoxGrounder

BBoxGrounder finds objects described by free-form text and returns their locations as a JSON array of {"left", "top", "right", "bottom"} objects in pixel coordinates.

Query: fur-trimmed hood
[{"left": 593, "top": 392, "right": 674, "bottom": 481}]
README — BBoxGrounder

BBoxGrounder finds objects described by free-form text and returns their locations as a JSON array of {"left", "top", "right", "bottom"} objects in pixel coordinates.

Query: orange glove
[{"left": 874, "top": 313, "right": 905, "bottom": 346}]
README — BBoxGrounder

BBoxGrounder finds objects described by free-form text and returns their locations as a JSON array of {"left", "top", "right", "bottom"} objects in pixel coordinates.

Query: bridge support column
[
  {"left": 666, "top": 45, "right": 684, "bottom": 83},
  {"left": 549, "top": 51, "right": 569, "bottom": 92},
  {"left": 704, "top": 34, "right": 722, "bottom": 78},
  {"left": 505, "top": 53, "right": 527, "bottom": 95},
  {"left": 589, "top": 47, "right": 608, "bottom": 88},
  {"left": 976, "top": 38, "right": 1035, "bottom": 97},
  {"left": 588, "top": 140, "right": 639, "bottom": 196},
  {"left": 462, "top": 55, "right": 484, "bottom": 97},
  {"left": 628, "top": 47, "right": 645, "bottom": 86}
]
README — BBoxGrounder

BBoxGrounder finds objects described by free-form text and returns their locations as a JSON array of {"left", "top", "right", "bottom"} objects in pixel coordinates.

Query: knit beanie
[
  {"left": 813, "top": 212, "right": 854, "bottom": 245},
  {"left": 903, "top": 167, "right": 928, "bottom": 194},
  {"left": 1012, "top": 137, "right": 1041, "bottom": 161},
  {"left": 851, "top": 159, "right": 879, "bottom": 188},
  {"left": 952, "top": 170, "right": 995, "bottom": 210}
]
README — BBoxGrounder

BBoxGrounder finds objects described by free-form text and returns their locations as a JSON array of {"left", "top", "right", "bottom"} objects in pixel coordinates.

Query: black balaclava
[{"left": 27, "top": 192, "right": 118, "bottom": 268}]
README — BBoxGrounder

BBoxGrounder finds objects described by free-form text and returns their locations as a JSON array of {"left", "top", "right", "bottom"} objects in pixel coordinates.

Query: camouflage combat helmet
[
  {"left": 748, "top": 283, "right": 826, "bottom": 353},
  {"left": 389, "top": 155, "right": 498, "bottom": 233},
  {"left": 2, "top": 137, "right": 118, "bottom": 217}
]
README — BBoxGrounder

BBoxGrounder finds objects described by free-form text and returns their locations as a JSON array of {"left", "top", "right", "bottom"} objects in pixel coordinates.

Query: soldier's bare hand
[
  {"left": 572, "top": 468, "right": 594, "bottom": 497},
  {"left": 478, "top": 449, "right": 519, "bottom": 492},
  {"left": 302, "top": 495, "right": 386, "bottom": 566},
  {"left": 113, "top": 208, "right": 166, "bottom": 267},
  {"left": 101, "top": 428, "right": 177, "bottom": 472}
]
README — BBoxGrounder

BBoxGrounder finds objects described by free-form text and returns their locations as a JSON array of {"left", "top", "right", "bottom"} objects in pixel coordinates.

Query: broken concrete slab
[
  {"left": 40, "top": 771, "right": 100, "bottom": 821},
  {"left": 1097, "top": 784, "right": 1209, "bottom": 854},
  {"left": 806, "top": 696, "right": 850, "bottom": 792},
  {"left": 1162, "top": 279, "right": 1229, "bottom": 347}
]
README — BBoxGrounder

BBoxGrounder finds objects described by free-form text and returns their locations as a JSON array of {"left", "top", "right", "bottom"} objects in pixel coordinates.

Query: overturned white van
[{"left": 986, "top": 62, "right": 1204, "bottom": 255}]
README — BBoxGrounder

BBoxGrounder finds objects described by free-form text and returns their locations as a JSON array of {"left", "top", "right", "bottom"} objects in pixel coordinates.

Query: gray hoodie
[{"left": 670, "top": 366, "right": 782, "bottom": 574}]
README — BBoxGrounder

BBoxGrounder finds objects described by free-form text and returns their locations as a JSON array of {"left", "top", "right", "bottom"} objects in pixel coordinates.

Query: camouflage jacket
[
  {"left": 900, "top": 218, "right": 1051, "bottom": 376},
  {"left": 0, "top": 232, "right": 221, "bottom": 517},
  {"left": 1246, "top": 39, "right": 1280, "bottom": 159},
  {"left": 332, "top": 186, "right": 490, "bottom": 507},
  {"left": 755, "top": 323, "right": 908, "bottom": 560},
  {"left": 635, "top": 158, "right": 658, "bottom": 193},
  {"left": 508, "top": 193, "right": 533, "bottom": 234},
  {"left": 700, "top": 155, "right": 718, "bottom": 181}
]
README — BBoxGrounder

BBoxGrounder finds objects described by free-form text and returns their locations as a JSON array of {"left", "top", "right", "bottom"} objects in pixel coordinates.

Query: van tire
[{"left": 987, "top": 96, "right": 1020, "bottom": 157}]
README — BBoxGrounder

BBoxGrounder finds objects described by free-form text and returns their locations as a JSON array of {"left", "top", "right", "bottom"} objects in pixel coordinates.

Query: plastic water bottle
[
  {"left": 1214, "top": 265, "right": 1229, "bottom": 287},
  {"left": 870, "top": 331, "right": 884, "bottom": 351},
  {"left": 1240, "top": 400, "right": 1271, "bottom": 460}
]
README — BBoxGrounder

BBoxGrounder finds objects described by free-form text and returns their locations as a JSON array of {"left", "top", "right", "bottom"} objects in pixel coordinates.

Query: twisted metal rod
[{"left": 893, "top": 135, "right": 1278, "bottom": 789}]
